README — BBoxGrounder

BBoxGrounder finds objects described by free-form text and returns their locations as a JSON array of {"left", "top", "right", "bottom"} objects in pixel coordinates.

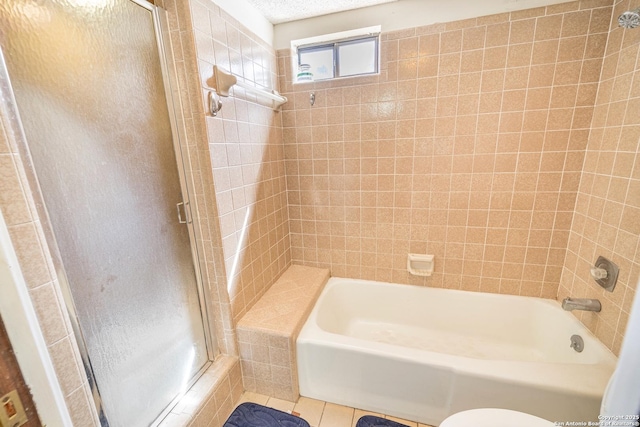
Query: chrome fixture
[
  {"left": 619, "top": 8, "right": 640, "bottom": 28},
  {"left": 570, "top": 334, "right": 584, "bottom": 353},
  {"left": 310, "top": 92, "right": 316, "bottom": 106},
  {"left": 591, "top": 256, "right": 619, "bottom": 292},
  {"left": 562, "top": 297, "right": 602, "bottom": 312},
  {"left": 208, "top": 89, "right": 222, "bottom": 116}
]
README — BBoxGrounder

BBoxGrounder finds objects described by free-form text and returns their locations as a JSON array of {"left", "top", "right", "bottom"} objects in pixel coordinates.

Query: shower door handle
[{"left": 176, "top": 202, "right": 191, "bottom": 224}]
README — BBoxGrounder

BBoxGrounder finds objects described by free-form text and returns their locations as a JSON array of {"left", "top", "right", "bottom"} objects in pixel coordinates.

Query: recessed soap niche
[{"left": 407, "top": 254, "right": 434, "bottom": 277}]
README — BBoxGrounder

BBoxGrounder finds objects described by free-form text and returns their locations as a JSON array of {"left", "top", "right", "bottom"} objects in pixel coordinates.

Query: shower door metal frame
[
  {"left": 142, "top": 0, "right": 218, "bottom": 363},
  {"left": 0, "top": 1, "right": 217, "bottom": 426}
]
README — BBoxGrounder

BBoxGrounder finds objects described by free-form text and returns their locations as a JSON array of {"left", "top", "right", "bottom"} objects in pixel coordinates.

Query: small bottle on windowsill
[{"left": 296, "top": 64, "right": 313, "bottom": 82}]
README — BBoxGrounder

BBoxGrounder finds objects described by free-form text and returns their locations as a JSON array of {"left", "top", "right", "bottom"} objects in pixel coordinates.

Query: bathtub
[{"left": 297, "top": 278, "right": 617, "bottom": 426}]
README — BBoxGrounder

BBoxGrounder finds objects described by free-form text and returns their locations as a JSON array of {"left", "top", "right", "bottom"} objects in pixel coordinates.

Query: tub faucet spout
[{"left": 562, "top": 297, "right": 601, "bottom": 312}]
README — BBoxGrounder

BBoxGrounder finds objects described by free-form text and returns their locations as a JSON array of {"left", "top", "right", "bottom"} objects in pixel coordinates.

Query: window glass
[
  {"left": 338, "top": 39, "right": 377, "bottom": 77},
  {"left": 299, "top": 47, "right": 334, "bottom": 80}
]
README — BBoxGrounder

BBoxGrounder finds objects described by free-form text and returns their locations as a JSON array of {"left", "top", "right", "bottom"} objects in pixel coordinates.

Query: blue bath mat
[
  {"left": 356, "top": 415, "right": 410, "bottom": 427},
  {"left": 224, "top": 402, "right": 310, "bottom": 427}
]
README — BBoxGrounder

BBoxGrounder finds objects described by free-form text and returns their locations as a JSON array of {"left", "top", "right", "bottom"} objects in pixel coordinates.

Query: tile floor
[{"left": 236, "top": 392, "right": 436, "bottom": 427}]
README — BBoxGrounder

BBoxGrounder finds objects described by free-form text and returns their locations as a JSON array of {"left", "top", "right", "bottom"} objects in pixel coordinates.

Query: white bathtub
[{"left": 297, "top": 278, "right": 617, "bottom": 426}]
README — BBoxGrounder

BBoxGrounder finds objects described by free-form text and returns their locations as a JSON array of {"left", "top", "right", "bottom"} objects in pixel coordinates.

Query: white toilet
[
  {"left": 440, "top": 285, "right": 640, "bottom": 427},
  {"left": 440, "top": 408, "right": 554, "bottom": 427}
]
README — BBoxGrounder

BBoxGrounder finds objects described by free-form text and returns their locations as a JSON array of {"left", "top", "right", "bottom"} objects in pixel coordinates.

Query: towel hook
[{"left": 209, "top": 90, "right": 222, "bottom": 116}]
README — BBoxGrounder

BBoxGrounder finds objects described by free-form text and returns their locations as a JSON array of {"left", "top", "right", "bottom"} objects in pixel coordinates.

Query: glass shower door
[{"left": 0, "top": 1, "right": 211, "bottom": 426}]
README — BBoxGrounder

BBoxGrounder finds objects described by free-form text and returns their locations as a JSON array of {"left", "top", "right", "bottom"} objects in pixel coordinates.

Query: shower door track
[{"left": 0, "top": 1, "right": 216, "bottom": 426}]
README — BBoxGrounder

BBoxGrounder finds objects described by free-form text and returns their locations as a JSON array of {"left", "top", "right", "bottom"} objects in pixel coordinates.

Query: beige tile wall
[
  {"left": 558, "top": 0, "right": 640, "bottom": 355},
  {"left": 160, "top": 0, "right": 239, "bottom": 357},
  {"left": 167, "top": 0, "right": 291, "bottom": 324},
  {"left": 278, "top": 0, "right": 613, "bottom": 299}
]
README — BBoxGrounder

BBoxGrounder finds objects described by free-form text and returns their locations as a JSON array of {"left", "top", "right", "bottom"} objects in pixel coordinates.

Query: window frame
[
  {"left": 335, "top": 36, "right": 379, "bottom": 78},
  {"left": 292, "top": 27, "right": 381, "bottom": 83}
]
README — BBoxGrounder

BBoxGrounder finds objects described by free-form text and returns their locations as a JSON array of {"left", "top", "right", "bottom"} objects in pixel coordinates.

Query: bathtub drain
[{"left": 570, "top": 334, "right": 584, "bottom": 352}]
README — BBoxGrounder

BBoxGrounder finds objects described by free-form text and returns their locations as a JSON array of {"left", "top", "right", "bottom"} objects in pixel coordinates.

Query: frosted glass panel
[
  {"left": 338, "top": 39, "right": 377, "bottom": 77},
  {"left": 0, "top": 1, "right": 209, "bottom": 426},
  {"left": 299, "top": 47, "right": 335, "bottom": 80}
]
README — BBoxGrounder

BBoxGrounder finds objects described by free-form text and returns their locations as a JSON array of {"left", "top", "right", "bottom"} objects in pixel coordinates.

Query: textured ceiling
[{"left": 245, "top": 0, "right": 398, "bottom": 24}]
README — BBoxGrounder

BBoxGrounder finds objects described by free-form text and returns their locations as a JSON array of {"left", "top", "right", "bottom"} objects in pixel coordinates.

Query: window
[
  {"left": 292, "top": 26, "right": 380, "bottom": 82},
  {"left": 299, "top": 46, "right": 335, "bottom": 80}
]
